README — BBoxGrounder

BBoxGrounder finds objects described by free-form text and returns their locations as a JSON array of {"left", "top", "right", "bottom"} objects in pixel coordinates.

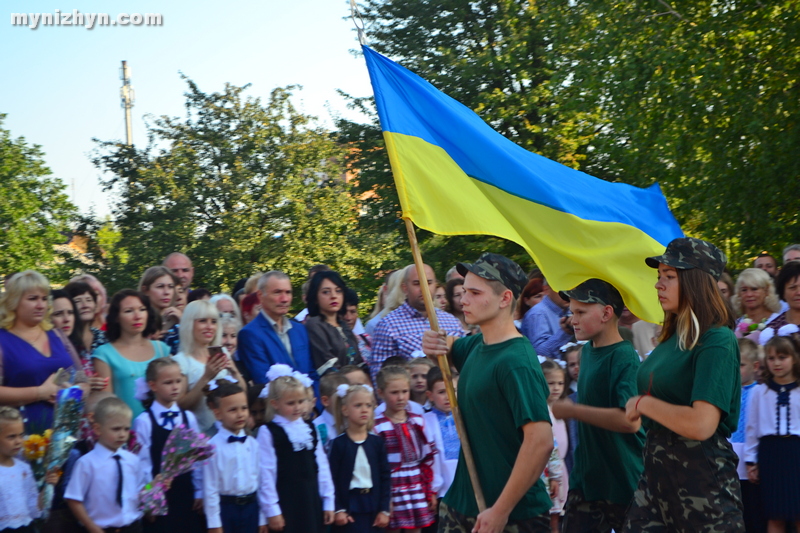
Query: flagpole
[{"left": 403, "top": 218, "right": 487, "bottom": 512}]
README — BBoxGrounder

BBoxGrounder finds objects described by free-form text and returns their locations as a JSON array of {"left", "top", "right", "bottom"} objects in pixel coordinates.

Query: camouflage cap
[
  {"left": 456, "top": 253, "right": 527, "bottom": 298},
  {"left": 645, "top": 237, "right": 727, "bottom": 280},
  {"left": 558, "top": 279, "right": 625, "bottom": 317}
]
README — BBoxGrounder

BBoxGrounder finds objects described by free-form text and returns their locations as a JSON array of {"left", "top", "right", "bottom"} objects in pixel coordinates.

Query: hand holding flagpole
[{"left": 403, "top": 218, "right": 487, "bottom": 512}]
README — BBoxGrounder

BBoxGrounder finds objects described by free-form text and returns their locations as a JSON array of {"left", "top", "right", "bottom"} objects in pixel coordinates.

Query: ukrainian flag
[{"left": 362, "top": 46, "right": 683, "bottom": 324}]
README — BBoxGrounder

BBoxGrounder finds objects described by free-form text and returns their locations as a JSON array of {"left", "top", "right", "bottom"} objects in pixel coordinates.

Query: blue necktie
[
  {"left": 228, "top": 435, "right": 247, "bottom": 443},
  {"left": 112, "top": 455, "right": 123, "bottom": 507},
  {"left": 160, "top": 411, "right": 178, "bottom": 429}
]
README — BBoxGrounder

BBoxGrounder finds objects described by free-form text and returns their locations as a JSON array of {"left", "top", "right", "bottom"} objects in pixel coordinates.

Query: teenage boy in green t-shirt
[
  {"left": 551, "top": 279, "right": 645, "bottom": 533},
  {"left": 422, "top": 253, "right": 554, "bottom": 533}
]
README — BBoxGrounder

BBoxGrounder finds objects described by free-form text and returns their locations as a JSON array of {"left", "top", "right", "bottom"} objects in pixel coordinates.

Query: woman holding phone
[{"left": 174, "top": 300, "right": 246, "bottom": 433}]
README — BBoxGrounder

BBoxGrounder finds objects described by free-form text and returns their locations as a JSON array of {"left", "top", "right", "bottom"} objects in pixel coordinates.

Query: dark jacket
[
  {"left": 329, "top": 433, "right": 391, "bottom": 514},
  {"left": 304, "top": 316, "right": 363, "bottom": 376}
]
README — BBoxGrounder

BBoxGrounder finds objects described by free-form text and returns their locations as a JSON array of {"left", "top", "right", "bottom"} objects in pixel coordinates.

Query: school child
[
  {"left": 408, "top": 357, "right": 434, "bottom": 408},
  {"left": 257, "top": 364, "right": 335, "bottom": 533},
  {"left": 203, "top": 379, "right": 265, "bottom": 533},
  {"left": 44, "top": 391, "right": 114, "bottom": 533},
  {"left": 0, "top": 407, "right": 43, "bottom": 533},
  {"left": 551, "top": 279, "right": 644, "bottom": 533},
  {"left": 421, "top": 367, "right": 460, "bottom": 533},
  {"left": 329, "top": 383, "right": 391, "bottom": 532},
  {"left": 340, "top": 365, "right": 372, "bottom": 387},
  {"left": 373, "top": 365, "right": 436, "bottom": 532},
  {"left": 65, "top": 397, "right": 148, "bottom": 533},
  {"left": 316, "top": 372, "right": 350, "bottom": 453},
  {"left": 745, "top": 333, "right": 800, "bottom": 532},
  {"left": 559, "top": 342, "right": 582, "bottom": 474},
  {"left": 375, "top": 359, "right": 425, "bottom": 417},
  {"left": 246, "top": 383, "right": 267, "bottom": 436},
  {"left": 731, "top": 338, "right": 766, "bottom": 533},
  {"left": 541, "top": 359, "right": 569, "bottom": 533},
  {"left": 132, "top": 358, "right": 204, "bottom": 533}
]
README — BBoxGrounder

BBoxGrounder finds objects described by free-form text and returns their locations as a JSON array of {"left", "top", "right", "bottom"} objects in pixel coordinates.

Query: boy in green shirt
[
  {"left": 551, "top": 279, "right": 645, "bottom": 533},
  {"left": 423, "top": 253, "right": 554, "bottom": 533}
]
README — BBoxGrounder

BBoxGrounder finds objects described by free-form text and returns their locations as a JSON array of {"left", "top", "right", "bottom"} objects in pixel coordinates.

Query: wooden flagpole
[{"left": 403, "top": 218, "right": 487, "bottom": 512}]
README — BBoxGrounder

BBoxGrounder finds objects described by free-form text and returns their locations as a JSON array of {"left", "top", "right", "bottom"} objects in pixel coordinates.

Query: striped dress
[{"left": 374, "top": 412, "right": 436, "bottom": 529}]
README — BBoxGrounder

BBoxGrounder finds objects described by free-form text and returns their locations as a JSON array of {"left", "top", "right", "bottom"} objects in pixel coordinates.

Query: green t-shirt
[
  {"left": 637, "top": 326, "right": 741, "bottom": 437},
  {"left": 570, "top": 340, "right": 645, "bottom": 505},
  {"left": 443, "top": 334, "right": 552, "bottom": 521}
]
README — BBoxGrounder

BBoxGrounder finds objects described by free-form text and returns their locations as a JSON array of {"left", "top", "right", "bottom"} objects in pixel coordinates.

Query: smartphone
[{"left": 208, "top": 346, "right": 225, "bottom": 359}]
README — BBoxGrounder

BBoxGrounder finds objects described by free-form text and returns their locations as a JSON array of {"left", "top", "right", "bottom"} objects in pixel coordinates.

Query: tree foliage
[
  {"left": 92, "top": 80, "right": 393, "bottom": 303},
  {"left": 0, "top": 114, "right": 77, "bottom": 281},
  {"left": 551, "top": 0, "right": 800, "bottom": 268}
]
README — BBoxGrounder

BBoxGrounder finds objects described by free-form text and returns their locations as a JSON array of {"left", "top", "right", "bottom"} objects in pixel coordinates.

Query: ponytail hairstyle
[
  {"left": 204, "top": 377, "right": 245, "bottom": 409},
  {"left": 376, "top": 365, "right": 411, "bottom": 391},
  {"left": 140, "top": 357, "right": 182, "bottom": 408},
  {"left": 659, "top": 268, "right": 734, "bottom": 351},
  {"left": 762, "top": 334, "right": 800, "bottom": 384},
  {"left": 332, "top": 383, "right": 376, "bottom": 434}
]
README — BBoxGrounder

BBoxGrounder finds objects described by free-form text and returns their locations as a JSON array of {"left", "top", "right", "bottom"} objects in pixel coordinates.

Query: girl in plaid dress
[{"left": 373, "top": 365, "right": 436, "bottom": 532}]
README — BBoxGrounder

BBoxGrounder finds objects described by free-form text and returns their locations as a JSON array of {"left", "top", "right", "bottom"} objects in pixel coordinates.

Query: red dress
[{"left": 373, "top": 412, "right": 436, "bottom": 529}]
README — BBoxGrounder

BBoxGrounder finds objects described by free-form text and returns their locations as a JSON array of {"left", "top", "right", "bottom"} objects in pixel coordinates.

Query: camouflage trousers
[
  {"left": 622, "top": 429, "right": 745, "bottom": 532},
  {"left": 437, "top": 502, "right": 550, "bottom": 533},
  {"left": 561, "top": 489, "right": 628, "bottom": 533}
]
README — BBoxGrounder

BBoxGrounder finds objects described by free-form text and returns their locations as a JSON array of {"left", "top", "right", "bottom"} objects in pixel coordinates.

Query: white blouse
[
  {"left": 0, "top": 459, "right": 39, "bottom": 529},
  {"left": 256, "top": 415, "right": 335, "bottom": 517},
  {"left": 744, "top": 382, "right": 800, "bottom": 463}
]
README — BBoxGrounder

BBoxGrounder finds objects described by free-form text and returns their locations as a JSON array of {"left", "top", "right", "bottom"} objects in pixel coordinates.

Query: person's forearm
[
  {"left": 178, "top": 377, "right": 211, "bottom": 410},
  {"left": 636, "top": 396, "right": 719, "bottom": 441},
  {"left": 66, "top": 500, "right": 100, "bottom": 532},
  {"left": 0, "top": 385, "right": 46, "bottom": 406},
  {"left": 492, "top": 422, "right": 553, "bottom": 517},
  {"left": 567, "top": 404, "right": 640, "bottom": 433}
]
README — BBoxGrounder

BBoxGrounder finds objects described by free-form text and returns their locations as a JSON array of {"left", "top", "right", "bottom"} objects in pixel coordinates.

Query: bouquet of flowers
[
  {"left": 39, "top": 386, "right": 84, "bottom": 518},
  {"left": 737, "top": 318, "right": 768, "bottom": 335},
  {"left": 22, "top": 428, "right": 52, "bottom": 485},
  {"left": 138, "top": 424, "right": 215, "bottom": 515}
]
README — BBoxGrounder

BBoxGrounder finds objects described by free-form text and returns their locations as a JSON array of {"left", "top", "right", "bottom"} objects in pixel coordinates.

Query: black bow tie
[
  {"left": 160, "top": 411, "right": 178, "bottom": 428},
  {"left": 228, "top": 435, "right": 247, "bottom": 444}
]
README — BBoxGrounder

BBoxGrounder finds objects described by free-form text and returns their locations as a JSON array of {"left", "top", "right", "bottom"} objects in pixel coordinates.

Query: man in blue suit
[{"left": 237, "top": 271, "right": 320, "bottom": 394}]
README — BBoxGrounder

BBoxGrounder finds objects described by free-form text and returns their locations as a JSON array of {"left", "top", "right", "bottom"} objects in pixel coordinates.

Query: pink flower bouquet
[{"left": 137, "top": 424, "right": 215, "bottom": 515}]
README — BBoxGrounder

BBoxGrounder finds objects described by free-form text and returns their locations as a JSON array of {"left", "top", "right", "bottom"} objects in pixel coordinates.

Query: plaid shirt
[{"left": 370, "top": 301, "right": 465, "bottom": 383}]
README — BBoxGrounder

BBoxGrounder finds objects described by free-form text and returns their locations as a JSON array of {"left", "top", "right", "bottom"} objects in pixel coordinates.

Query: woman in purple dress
[{"left": 0, "top": 271, "right": 87, "bottom": 432}]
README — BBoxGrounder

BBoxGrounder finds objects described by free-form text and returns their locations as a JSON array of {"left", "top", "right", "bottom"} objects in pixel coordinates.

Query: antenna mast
[{"left": 120, "top": 61, "right": 135, "bottom": 146}]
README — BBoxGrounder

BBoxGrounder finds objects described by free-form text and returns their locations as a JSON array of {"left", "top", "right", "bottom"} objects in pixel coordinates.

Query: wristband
[{"left": 635, "top": 395, "right": 645, "bottom": 412}]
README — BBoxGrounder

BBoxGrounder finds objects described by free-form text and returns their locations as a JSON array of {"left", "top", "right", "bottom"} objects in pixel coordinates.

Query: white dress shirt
[
  {"left": 257, "top": 415, "right": 335, "bottom": 518},
  {"left": 64, "top": 443, "right": 147, "bottom": 528},
  {"left": 375, "top": 399, "right": 425, "bottom": 417},
  {"left": 745, "top": 382, "right": 800, "bottom": 463},
  {"left": 132, "top": 400, "right": 203, "bottom": 498},
  {"left": 350, "top": 441, "right": 373, "bottom": 490},
  {"left": 203, "top": 427, "right": 266, "bottom": 528},
  {"left": 0, "top": 458, "right": 40, "bottom": 529}
]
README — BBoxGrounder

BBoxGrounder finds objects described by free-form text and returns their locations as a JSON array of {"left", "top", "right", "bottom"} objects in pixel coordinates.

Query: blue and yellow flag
[{"left": 362, "top": 46, "right": 682, "bottom": 324}]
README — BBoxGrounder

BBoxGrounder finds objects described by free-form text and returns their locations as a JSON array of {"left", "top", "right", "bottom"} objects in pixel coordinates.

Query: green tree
[
  {"left": 0, "top": 114, "right": 77, "bottom": 280},
  {"left": 93, "top": 80, "right": 392, "bottom": 304},
  {"left": 550, "top": 0, "right": 800, "bottom": 269}
]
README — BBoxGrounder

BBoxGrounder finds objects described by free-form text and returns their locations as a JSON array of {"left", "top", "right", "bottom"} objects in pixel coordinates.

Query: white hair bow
[
  {"left": 336, "top": 384, "right": 350, "bottom": 398},
  {"left": 266, "top": 364, "right": 295, "bottom": 382},
  {"left": 559, "top": 341, "right": 587, "bottom": 353},
  {"left": 292, "top": 371, "right": 313, "bottom": 388},
  {"left": 258, "top": 384, "right": 270, "bottom": 399},
  {"left": 133, "top": 377, "right": 150, "bottom": 401},
  {"left": 208, "top": 375, "right": 238, "bottom": 391}
]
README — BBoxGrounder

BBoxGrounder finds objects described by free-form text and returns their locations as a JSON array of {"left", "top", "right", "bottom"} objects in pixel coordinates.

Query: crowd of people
[{"left": 1, "top": 241, "right": 800, "bottom": 533}]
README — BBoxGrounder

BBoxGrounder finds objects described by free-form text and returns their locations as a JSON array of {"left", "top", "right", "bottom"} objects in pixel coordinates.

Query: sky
[{"left": 1, "top": 0, "right": 375, "bottom": 217}]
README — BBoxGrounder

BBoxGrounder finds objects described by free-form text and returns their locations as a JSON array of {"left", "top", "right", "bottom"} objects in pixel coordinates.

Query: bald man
[{"left": 163, "top": 252, "right": 194, "bottom": 290}]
